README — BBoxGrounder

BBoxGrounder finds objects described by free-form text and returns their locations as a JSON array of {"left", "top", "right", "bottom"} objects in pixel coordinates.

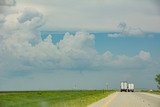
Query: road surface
[{"left": 88, "top": 92, "right": 160, "bottom": 107}]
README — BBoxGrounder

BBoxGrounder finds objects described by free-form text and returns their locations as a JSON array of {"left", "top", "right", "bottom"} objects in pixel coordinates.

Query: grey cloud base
[{"left": 0, "top": 0, "right": 16, "bottom": 6}]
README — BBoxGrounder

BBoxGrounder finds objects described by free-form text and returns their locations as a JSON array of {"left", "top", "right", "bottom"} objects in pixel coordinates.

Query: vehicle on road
[
  {"left": 120, "top": 82, "right": 135, "bottom": 92},
  {"left": 128, "top": 83, "right": 134, "bottom": 92},
  {"left": 120, "top": 82, "right": 128, "bottom": 92}
]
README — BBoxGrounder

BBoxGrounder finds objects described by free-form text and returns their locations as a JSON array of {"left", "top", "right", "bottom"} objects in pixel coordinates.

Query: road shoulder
[
  {"left": 141, "top": 92, "right": 160, "bottom": 99},
  {"left": 88, "top": 92, "right": 118, "bottom": 107}
]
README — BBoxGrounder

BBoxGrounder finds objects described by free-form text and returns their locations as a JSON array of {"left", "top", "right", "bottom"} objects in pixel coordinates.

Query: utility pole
[
  {"left": 106, "top": 83, "right": 108, "bottom": 90},
  {"left": 74, "top": 84, "right": 77, "bottom": 90}
]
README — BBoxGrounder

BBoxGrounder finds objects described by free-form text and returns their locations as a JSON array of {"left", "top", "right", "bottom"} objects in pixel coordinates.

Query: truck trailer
[
  {"left": 128, "top": 83, "right": 134, "bottom": 92},
  {"left": 120, "top": 82, "right": 128, "bottom": 92}
]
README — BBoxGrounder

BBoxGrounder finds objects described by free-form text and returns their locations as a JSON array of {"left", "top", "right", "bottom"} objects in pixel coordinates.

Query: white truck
[
  {"left": 128, "top": 83, "right": 134, "bottom": 92},
  {"left": 120, "top": 82, "right": 128, "bottom": 92}
]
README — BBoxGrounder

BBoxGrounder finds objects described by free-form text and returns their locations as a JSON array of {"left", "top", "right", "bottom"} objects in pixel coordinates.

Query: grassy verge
[
  {"left": 147, "top": 90, "right": 160, "bottom": 95},
  {"left": 141, "top": 90, "right": 160, "bottom": 95},
  {"left": 0, "top": 90, "right": 115, "bottom": 107}
]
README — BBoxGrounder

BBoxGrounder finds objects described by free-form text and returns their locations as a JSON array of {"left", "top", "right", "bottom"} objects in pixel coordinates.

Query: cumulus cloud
[
  {"left": 18, "top": 8, "right": 45, "bottom": 30},
  {"left": 17, "top": 8, "right": 43, "bottom": 24},
  {"left": 0, "top": 0, "right": 159, "bottom": 91},
  {"left": 0, "top": 0, "right": 154, "bottom": 77},
  {"left": 138, "top": 50, "right": 151, "bottom": 61},
  {"left": 0, "top": 14, "right": 5, "bottom": 28},
  {"left": 0, "top": 7, "right": 45, "bottom": 42},
  {"left": 0, "top": 31, "right": 152, "bottom": 74},
  {"left": 108, "top": 22, "right": 144, "bottom": 38},
  {"left": 103, "top": 51, "right": 112, "bottom": 61},
  {"left": 0, "top": 14, "right": 5, "bottom": 23},
  {"left": 107, "top": 33, "right": 122, "bottom": 38},
  {"left": 0, "top": 0, "right": 16, "bottom": 6},
  {"left": 13, "top": 0, "right": 160, "bottom": 32}
]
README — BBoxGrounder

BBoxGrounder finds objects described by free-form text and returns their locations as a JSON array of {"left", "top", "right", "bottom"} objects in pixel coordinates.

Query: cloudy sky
[{"left": 0, "top": 0, "right": 160, "bottom": 90}]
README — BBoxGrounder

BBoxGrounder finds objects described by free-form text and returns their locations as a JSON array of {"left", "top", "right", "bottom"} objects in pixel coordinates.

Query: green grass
[
  {"left": 147, "top": 90, "right": 160, "bottom": 95},
  {"left": 141, "top": 90, "right": 160, "bottom": 95},
  {"left": 0, "top": 90, "right": 115, "bottom": 107}
]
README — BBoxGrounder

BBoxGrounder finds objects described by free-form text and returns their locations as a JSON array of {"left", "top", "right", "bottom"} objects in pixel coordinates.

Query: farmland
[
  {"left": 146, "top": 90, "right": 160, "bottom": 95},
  {"left": 0, "top": 90, "right": 114, "bottom": 107}
]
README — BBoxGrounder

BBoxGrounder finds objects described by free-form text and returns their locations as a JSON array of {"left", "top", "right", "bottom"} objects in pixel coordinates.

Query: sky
[{"left": 0, "top": 0, "right": 160, "bottom": 90}]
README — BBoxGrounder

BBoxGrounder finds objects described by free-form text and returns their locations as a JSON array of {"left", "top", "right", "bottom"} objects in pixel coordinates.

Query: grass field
[
  {"left": 147, "top": 90, "right": 160, "bottom": 95},
  {"left": 0, "top": 90, "right": 115, "bottom": 107},
  {"left": 141, "top": 90, "right": 160, "bottom": 95}
]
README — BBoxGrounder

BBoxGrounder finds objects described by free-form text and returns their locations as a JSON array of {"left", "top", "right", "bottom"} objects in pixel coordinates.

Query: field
[
  {"left": 147, "top": 90, "right": 160, "bottom": 95},
  {"left": 0, "top": 90, "right": 115, "bottom": 107},
  {"left": 141, "top": 90, "right": 160, "bottom": 95}
]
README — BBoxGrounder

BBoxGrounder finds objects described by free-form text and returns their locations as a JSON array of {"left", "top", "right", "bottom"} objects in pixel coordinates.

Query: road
[{"left": 88, "top": 92, "right": 160, "bottom": 107}]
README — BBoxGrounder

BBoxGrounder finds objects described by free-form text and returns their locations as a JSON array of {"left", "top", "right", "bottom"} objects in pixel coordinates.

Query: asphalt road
[{"left": 88, "top": 92, "right": 160, "bottom": 107}]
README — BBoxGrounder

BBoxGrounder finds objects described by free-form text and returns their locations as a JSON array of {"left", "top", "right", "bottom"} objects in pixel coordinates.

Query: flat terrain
[
  {"left": 89, "top": 92, "right": 160, "bottom": 107},
  {"left": 0, "top": 90, "right": 114, "bottom": 107},
  {"left": 145, "top": 91, "right": 160, "bottom": 95}
]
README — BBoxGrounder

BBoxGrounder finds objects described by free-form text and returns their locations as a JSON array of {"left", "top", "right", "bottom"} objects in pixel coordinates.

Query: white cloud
[
  {"left": 14, "top": 0, "right": 160, "bottom": 32},
  {"left": 138, "top": 50, "right": 151, "bottom": 61},
  {"left": 0, "top": 0, "right": 155, "bottom": 75},
  {"left": 0, "top": 0, "right": 16, "bottom": 6},
  {"left": 0, "top": 14, "right": 5, "bottom": 23},
  {"left": 108, "top": 22, "right": 144, "bottom": 38},
  {"left": 0, "top": 15, "right": 5, "bottom": 30},
  {"left": 103, "top": 51, "right": 113, "bottom": 61},
  {"left": 0, "top": 25, "right": 153, "bottom": 74},
  {"left": 17, "top": 8, "right": 44, "bottom": 29},
  {"left": 108, "top": 33, "right": 122, "bottom": 38},
  {"left": 44, "top": 34, "right": 52, "bottom": 43},
  {"left": 0, "top": 9, "right": 153, "bottom": 75}
]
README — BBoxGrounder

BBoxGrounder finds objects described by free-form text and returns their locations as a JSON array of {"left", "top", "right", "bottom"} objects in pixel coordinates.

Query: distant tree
[{"left": 155, "top": 74, "right": 160, "bottom": 90}]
